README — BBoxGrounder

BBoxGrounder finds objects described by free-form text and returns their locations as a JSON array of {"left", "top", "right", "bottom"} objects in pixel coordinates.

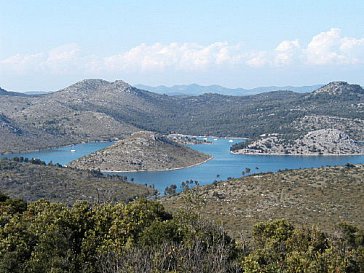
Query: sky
[{"left": 1, "top": 0, "right": 364, "bottom": 91}]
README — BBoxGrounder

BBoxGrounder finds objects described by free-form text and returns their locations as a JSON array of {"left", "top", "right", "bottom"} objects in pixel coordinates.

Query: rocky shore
[
  {"left": 166, "top": 133, "right": 212, "bottom": 145},
  {"left": 69, "top": 131, "right": 211, "bottom": 171},
  {"left": 232, "top": 129, "right": 364, "bottom": 155}
]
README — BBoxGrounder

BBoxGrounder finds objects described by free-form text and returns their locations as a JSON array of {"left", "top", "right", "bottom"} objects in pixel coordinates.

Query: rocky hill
[
  {"left": 161, "top": 164, "right": 364, "bottom": 239},
  {"left": 232, "top": 129, "right": 364, "bottom": 155},
  {"left": 0, "top": 79, "right": 363, "bottom": 154},
  {"left": 0, "top": 158, "right": 154, "bottom": 204},
  {"left": 310, "top": 81, "right": 364, "bottom": 97},
  {"left": 69, "top": 131, "right": 211, "bottom": 171}
]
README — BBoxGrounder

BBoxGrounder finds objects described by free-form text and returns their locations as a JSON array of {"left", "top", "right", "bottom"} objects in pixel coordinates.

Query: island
[{"left": 69, "top": 131, "right": 212, "bottom": 172}]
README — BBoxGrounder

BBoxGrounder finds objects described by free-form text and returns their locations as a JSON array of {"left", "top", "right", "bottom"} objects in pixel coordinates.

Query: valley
[{"left": 1, "top": 80, "right": 363, "bottom": 155}]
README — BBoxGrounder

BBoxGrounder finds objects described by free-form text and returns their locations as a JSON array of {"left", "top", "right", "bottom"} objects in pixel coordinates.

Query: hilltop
[
  {"left": 69, "top": 131, "right": 211, "bottom": 171},
  {"left": 0, "top": 158, "right": 154, "bottom": 204},
  {"left": 161, "top": 164, "right": 364, "bottom": 239},
  {"left": 0, "top": 79, "right": 363, "bottom": 154},
  {"left": 310, "top": 81, "right": 364, "bottom": 97}
]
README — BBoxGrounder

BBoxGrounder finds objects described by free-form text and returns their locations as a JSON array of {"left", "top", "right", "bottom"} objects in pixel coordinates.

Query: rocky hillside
[
  {"left": 161, "top": 164, "right": 364, "bottom": 238},
  {"left": 0, "top": 158, "right": 154, "bottom": 204},
  {"left": 69, "top": 131, "right": 211, "bottom": 172},
  {"left": 310, "top": 81, "right": 364, "bottom": 97},
  {"left": 1, "top": 80, "right": 363, "bottom": 153},
  {"left": 232, "top": 129, "right": 364, "bottom": 155}
]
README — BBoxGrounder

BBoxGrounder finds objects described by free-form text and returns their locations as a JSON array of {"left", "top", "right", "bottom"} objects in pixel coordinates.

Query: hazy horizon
[{"left": 1, "top": 1, "right": 364, "bottom": 91}]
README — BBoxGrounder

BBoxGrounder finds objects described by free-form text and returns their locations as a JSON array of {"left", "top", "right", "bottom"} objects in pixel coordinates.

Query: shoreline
[
  {"left": 231, "top": 151, "right": 364, "bottom": 156},
  {"left": 101, "top": 155, "right": 213, "bottom": 173},
  {"left": 0, "top": 139, "right": 116, "bottom": 156}
]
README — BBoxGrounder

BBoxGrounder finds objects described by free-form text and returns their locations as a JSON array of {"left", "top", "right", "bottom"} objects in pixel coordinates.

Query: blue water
[
  {"left": 115, "top": 138, "right": 364, "bottom": 193},
  {"left": 1, "top": 138, "right": 363, "bottom": 194},
  {"left": 0, "top": 142, "right": 113, "bottom": 166}
]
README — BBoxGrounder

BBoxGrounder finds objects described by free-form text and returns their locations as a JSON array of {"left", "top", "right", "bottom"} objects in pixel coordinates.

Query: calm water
[
  {"left": 0, "top": 142, "right": 113, "bottom": 166},
  {"left": 2, "top": 138, "right": 364, "bottom": 194}
]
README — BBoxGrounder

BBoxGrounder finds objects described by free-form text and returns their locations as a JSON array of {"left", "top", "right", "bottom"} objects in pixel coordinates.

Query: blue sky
[{"left": 1, "top": 0, "right": 364, "bottom": 91}]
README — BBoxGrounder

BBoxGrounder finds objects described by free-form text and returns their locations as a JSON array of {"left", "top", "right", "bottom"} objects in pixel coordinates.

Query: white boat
[
  {"left": 70, "top": 149, "right": 76, "bottom": 152},
  {"left": 214, "top": 138, "right": 218, "bottom": 141},
  {"left": 228, "top": 140, "right": 234, "bottom": 142}
]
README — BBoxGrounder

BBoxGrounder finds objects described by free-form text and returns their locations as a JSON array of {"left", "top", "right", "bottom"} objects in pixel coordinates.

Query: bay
[
  {"left": 1, "top": 138, "right": 363, "bottom": 195},
  {"left": 114, "top": 138, "right": 364, "bottom": 194},
  {"left": 0, "top": 142, "right": 113, "bottom": 166}
]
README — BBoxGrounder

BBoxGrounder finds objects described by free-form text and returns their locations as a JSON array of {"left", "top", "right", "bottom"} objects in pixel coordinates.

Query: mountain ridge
[
  {"left": 135, "top": 83, "right": 323, "bottom": 96},
  {"left": 0, "top": 79, "right": 363, "bottom": 154}
]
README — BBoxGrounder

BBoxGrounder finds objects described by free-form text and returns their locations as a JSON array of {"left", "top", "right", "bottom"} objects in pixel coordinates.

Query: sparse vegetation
[
  {"left": 161, "top": 164, "right": 364, "bottom": 239},
  {"left": 69, "top": 131, "right": 211, "bottom": 172},
  {"left": 1, "top": 80, "right": 363, "bottom": 154},
  {"left": 0, "top": 158, "right": 154, "bottom": 204}
]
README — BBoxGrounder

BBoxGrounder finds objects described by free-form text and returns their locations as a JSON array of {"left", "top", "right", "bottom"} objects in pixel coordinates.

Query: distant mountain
[
  {"left": 23, "top": 91, "right": 49, "bottom": 96},
  {"left": 0, "top": 87, "right": 27, "bottom": 97},
  {"left": 135, "top": 83, "right": 323, "bottom": 96},
  {"left": 0, "top": 87, "right": 52, "bottom": 96},
  {"left": 0, "top": 79, "right": 363, "bottom": 154}
]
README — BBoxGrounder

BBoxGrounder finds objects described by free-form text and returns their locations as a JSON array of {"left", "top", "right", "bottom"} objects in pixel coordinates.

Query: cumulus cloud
[
  {"left": 45, "top": 43, "right": 81, "bottom": 72},
  {"left": 306, "top": 28, "right": 364, "bottom": 65},
  {"left": 246, "top": 51, "right": 268, "bottom": 67},
  {"left": 1, "top": 28, "right": 364, "bottom": 78},
  {"left": 0, "top": 43, "right": 84, "bottom": 75},
  {"left": 274, "top": 40, "right": 301, "bottom": 66},
  {"left": 0, "top": 53, "right": 43, "bottom": 73},
  {"left": 102, "top": 42, "right": 246, "bottom": 72}
]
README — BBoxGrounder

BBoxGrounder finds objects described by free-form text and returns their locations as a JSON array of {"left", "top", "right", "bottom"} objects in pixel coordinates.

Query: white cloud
[
  {"left": 306, "top": 28, "right": 364, "bottom": 65},
  {"left": 1, "top": 29, "right": 364, "bottom": 78},
  {"left": 0, "top": 43, "right": 83, "bottom": 75},
  {"left": 274, "top": 40, "right": 301, "bottom": 66},
  {"left": 45, "top": 43, "right": 80, "bottom": 69},
  {"left": 0, "top": 53, "right": 43, "bottom": 73},
  {"left": 246, "top": 51, "right": 268, "bottom": 67},
  {"left": 103, "top": 42, "right": 246, "bottom": 72}
]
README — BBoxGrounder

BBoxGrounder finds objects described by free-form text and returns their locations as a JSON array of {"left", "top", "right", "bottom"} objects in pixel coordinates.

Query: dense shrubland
[{"left": 0, "top": 194, "right": 363, "bottom": 273}]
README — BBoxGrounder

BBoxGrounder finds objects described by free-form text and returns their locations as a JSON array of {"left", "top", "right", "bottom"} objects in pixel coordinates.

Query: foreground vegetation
[{"left": 0, "top": 194, "right": 363, "bottom": 273}]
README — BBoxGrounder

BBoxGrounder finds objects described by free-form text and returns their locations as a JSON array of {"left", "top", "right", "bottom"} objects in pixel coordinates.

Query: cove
[
  {"left": 112, "top": 138, "right": 364, "bottom": 194},
  {"left": 1, "top": 138, "right": 363, "bottom": 195},
  {"left": 0, "top": 142, "right": 113, "bottom": 166}
]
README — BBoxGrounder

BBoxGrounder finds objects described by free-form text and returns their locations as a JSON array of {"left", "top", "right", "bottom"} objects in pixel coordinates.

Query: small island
[
  {"left": 231, "top": 129, "right": 364, "bottom": 155},
  {"left": 69, "top": 131, "right": 212, "bottom": 172}
]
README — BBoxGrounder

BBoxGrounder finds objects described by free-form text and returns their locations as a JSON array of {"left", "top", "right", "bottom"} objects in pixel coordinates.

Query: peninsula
[
  {"left": 69, "top": 131, "right": 211, "bottom": 172},
  {"left": 231, "top": 129, "right": 364, "bottom": 155}
]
